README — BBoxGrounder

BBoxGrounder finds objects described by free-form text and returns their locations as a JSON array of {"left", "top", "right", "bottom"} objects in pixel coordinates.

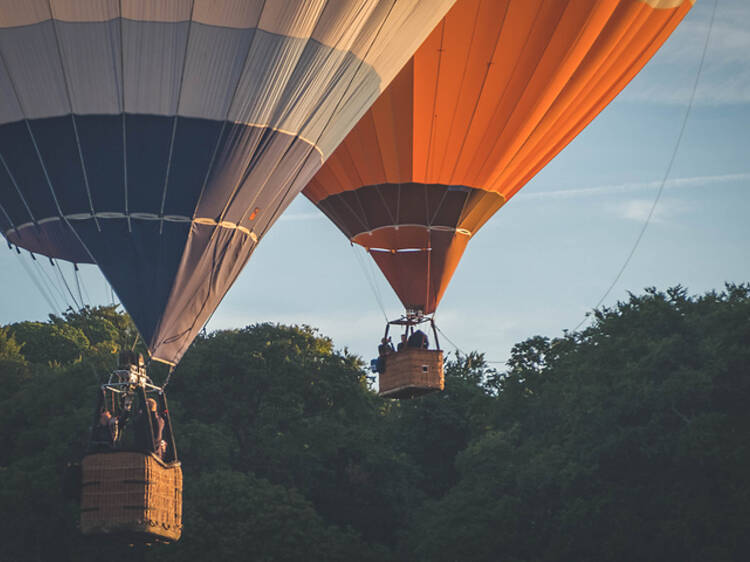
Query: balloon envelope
[
  {"left": 305, "top": 0, "right": 694, "bottom": 314},
  {"left": 0, "top": 0, "right": 454, "bottom": 364}
]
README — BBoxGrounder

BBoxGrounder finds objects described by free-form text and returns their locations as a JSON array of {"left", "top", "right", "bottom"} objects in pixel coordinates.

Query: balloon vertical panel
[
  {"left": 304, "top": 0, "right": 694, "bottom": 314},
  {"left": 0, "top": 0, "right": 457, "bottom": 365}
]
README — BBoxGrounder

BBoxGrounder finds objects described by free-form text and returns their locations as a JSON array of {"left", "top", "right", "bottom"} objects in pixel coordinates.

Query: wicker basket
[
  {"left": 80, "top": 452, "right": 182, "bottom": 542},
  {"left": 379, "top": 348, "right": 444, "bottom": 399}
]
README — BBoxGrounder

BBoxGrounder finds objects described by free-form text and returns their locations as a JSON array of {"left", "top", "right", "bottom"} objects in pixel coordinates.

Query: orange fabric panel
[
  {"left": 457, "top": 189, "right": 506, "bottom": 235},
  {"left": 431, "top": 230, "right": 471, "bottom": 312},
  {"left": 308, "top": 0, "right": 691, "bottom": 200},
  {"left": 503, "top": 1, "right": 692, "bottom": 199},
  {"left": 489, "top": 0, "right": 692, "bottom": 197},
  {"left": 370, "top": 59, "right": 414, "bottom": 184},
  {"left": 371, "top": 249, "right": 431, "bottom": 312},
  {"left": 411, "top": 18, "right": 442, "bottom": 181},
  {"left": 417, "top": 0, "right": 509, "bottom": 184},
  {"left": 303, "top": 0, "right": 692, "bottom": 312},
  {"left": 369, "top": 230, "right": 470, "bottom": 314},
  {"left": 469, "top": 1, "right": 620, "bottom": 190}
]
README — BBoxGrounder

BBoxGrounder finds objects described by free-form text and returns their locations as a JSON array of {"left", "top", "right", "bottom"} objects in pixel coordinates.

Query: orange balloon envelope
[{"left": 305, "top": 0, "right": 694, "bottom": 314}]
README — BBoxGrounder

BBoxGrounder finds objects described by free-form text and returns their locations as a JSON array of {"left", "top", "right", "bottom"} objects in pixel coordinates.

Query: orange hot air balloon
[{"left": 305, "top": 0, "right": 694, "bottom": 317}]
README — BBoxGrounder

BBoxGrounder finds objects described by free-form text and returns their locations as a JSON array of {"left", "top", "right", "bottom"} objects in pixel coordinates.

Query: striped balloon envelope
[
  {"left": 304, "top": 0, "right": 694, "bottom": 315},
  {"left": 0, "top": 0, "right": 455, "bottom": 365}
]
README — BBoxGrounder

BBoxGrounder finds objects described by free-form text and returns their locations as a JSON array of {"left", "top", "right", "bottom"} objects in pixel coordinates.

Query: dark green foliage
[
  {"left": 9, "top": 320, "right": 90, "bottom": 365},
  {"left": 171, "top": 324, "right": 421, "bottom": 546},
  {"left": 384, "top": 351, "right": 495, "bottom": 498},
  {"left": 406, "top": 285, "right": 750, "bottom": 562},
  {"left": 153, "top": 470, "right": 384, "bottom": 562},
  {"left": 0, "top": 287, "right": 747, "bottom": 561}
]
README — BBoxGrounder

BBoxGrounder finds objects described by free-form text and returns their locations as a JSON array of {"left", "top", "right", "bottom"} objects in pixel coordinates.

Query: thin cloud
[
  {"left": 520, "top": 172, "right": 749, "bottom": 201},
  {"left": 619, "top": 1, "right": 750, "bottom": 105},
  {"left": 611, "top": 199, "right": 675, "bottom": 224}
]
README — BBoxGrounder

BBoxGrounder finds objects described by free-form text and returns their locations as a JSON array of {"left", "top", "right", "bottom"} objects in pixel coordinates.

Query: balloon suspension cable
[
  {"left": 572, "top": 0, "right": 718, "bottom": 334},
  {"left": 162, "top": 365, "right": 175, "bottom": 390},
  {"left": 432, "top": 310, "right": 508, "bottom": 366},
  {"left": 130, "top": 332, "right": 140, "bottom": 352},
  {"left": 72, "top": 263, "right": 86, "bottom": 308},
  {"left": 73, "top": 262, "right": 92, "bottom": 307},
  {"left": 52, "top": 258, "right": 81, "bottom": 310},
  {"left": 34, "top": 255, "right": 69, "bottom": 311},
  {"left": 13, "top": 248, "right": 60, "bottom": 313},
  {"left": 434, "top": 324, "right": 465, "bottom": 357},
  {"left": 200, "top": 306, "right": 219, "bottom": 338},
  {"left": 352, "top": 244, "right": 389, "bottom": 323}
]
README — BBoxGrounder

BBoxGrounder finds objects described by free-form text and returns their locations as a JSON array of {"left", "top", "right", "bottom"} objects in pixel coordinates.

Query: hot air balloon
[
  {"left": 0, "top": 0, "right": 455, "bottom": 541},
  {"left": 304, "top": 0, "right": 694, "bottom": 397}
]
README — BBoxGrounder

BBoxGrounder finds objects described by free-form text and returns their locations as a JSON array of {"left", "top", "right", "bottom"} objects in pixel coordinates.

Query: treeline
[{"left": 0, "top": 285, "right": 747, "bottom": 561}]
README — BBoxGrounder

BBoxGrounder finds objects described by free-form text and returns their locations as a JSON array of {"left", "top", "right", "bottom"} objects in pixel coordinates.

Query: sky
[{"left": 1, "top": 0, "right": 748, "bottom": 367}]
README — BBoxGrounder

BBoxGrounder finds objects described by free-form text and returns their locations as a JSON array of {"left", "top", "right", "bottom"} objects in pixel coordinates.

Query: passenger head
[
  {"left": 99, "top": 410, "right": 112, "bottom": 424},
  {"left": 146, "top": 398, "right": 158, "bottom": 413},
  {"left": 118, "top": 349, "right": 138, "bottom": 369}
]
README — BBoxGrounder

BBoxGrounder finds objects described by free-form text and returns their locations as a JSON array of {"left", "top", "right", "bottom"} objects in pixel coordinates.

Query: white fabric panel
[
  {"left": 122, "top": 0, "right": 193, "bottom": 22},
  {"left": 311, "top": 0, "right": 381, "bottom": 60},
  {"left": 56, "top": 21, "right": 122, "bottom": 114},
  {"left": 257, "top": 0, "right": 327, "bottom": 39},
  {"left": 0, "top": 21, "right": 69, "bottom": 119},
  {"left": 0, "top": 51, "right": 23, "bottom": 123},
  {"left": 0, "top": 0, "right": 49, "bottom": 29},
  {"left": 50, "top": 0, "right": 119, "bottom": 22},
  {"left": 122, "top": 19, "right": 189, "bottom": 115},
  {"left": 0, "top": 0, "right": 456, "bottom": 149},
  {"left": 313, "top": 64, "right": 382, "bottom": 156},
  {"left": 178, "top": 26, "right": 253, "bottom": 120},
  {"left": 0, "top": 0, "right": 447, "bottom": 57},
  {"left": 227, "top": 31, "right": 310, "bottom": 126},
  {"left": 192, "top": 0, "right": 263, "bottom": 29},
  {"left": 274, "top": 45, "right": 362, "bottom": 145}
]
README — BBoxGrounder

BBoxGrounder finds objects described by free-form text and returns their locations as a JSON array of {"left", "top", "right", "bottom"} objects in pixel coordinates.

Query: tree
[{"left": 406, "top": 285, "right": 750, "bottom": 561}]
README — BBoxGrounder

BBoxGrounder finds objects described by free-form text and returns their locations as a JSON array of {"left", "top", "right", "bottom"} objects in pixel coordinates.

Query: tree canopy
[{"left": 0, "top": 285, "right": 747, "bottom": 561}]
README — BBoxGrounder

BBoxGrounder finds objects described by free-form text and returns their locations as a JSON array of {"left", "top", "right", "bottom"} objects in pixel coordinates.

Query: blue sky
[{"left": 1, "top": 0, "right": 748, "bottom": 366}]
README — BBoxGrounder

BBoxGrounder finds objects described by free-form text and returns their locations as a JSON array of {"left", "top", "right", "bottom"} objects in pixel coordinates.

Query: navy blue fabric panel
[
  {"left": 125, "top": 114, "right": 173, "bottom": 214},
  {"left": 74, "top": 218, "right": 190, "bottom": 345},
  {"left": 5, "top": 220, "right": 92, "bottom": 263},
  {"left": 196, "top": 122, "right": 261, "bottom": 220},
  {"left": 0, "top": 120, "right": 58, "bottom": 220},
  {"left": 75, "top": 114, "right": 124, "bottom": 212},
  {"left": 163, "top": 117, "right": 225, "bottom": 217},
  {"left": 28, "top": 116, "right": 90, "bottom": 215},
  {"left": 150, "top": 223, "right": 257, "bottom": 364}
]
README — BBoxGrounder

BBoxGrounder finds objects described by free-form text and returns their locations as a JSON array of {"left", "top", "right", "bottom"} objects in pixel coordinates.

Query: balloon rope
[
  {"left": 73, "top": 263, "right": 86, "bottom": 308},
  {"left": 352, "top": 244, "right": 389, "bottom": 323},
  {"left": 34, "top": 256, "right": 70, "bottom": 311},
  {"left": 572, "top": 0, "right": 718, "bottom": 333},
  {"left": 77, "top": 265, "right": 92, "bottom": 305},
  {"left": 435, "top": 324, "right": 465, "bottom": 357},
  {"left": 52, "top": 258, "right": 80, "bottom": 310},
  {"left": 37, "top": 258, "right": 67, "bottom": 310},
  {"left": 14, "top": 250, "right": 59, "bottom": 313}
]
